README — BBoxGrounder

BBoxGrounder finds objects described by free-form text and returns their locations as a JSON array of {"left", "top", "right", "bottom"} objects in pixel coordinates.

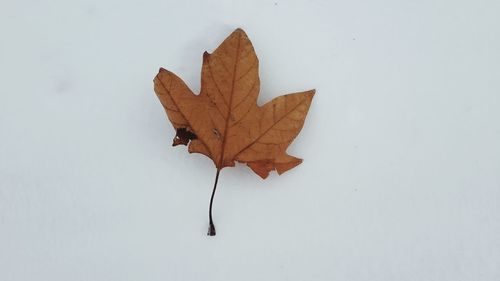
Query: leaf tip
[
  {"left": 233, "top": 27, "right": 247, "bottom": 36},
  {"left": 307, "top": 89, "right": 316, "bottom": 99},
  {"left": 276, "top": 158, "right": 303, "bottom": 175},
  {"left": 203, "top": 51, "right": 210, "bottom": 62}
]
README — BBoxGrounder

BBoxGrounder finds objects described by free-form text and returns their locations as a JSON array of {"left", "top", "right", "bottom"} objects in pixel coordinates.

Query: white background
[{"left": 1, "top": 0, "right": 499, "bottom": 280}]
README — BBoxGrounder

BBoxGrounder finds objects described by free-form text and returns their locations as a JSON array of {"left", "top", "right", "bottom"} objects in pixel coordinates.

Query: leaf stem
[{"left": 208, "top": 168, "right": 221, "bottom": 236}]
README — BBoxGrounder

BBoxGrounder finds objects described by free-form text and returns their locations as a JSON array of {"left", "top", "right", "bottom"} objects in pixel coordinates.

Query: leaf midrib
[{"left": 217, "top": 31, "right": 242, "bottom": 169}]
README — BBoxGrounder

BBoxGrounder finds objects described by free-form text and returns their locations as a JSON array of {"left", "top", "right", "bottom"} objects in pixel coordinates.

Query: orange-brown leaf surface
[{"left": 154, "top": 28, "right": 314, "bottom": 179}]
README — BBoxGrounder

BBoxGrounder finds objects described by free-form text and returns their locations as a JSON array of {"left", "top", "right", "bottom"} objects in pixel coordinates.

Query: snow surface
[{"left": 1, "top": 0, "right": 500, "bottom": 280}]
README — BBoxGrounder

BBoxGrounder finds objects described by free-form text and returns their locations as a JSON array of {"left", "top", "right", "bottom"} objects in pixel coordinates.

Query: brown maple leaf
[{"left": 154, "top": 28, "right": 314, "bottom": 236}]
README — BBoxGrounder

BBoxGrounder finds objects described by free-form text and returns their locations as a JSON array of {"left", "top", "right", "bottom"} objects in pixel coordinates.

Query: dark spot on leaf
[
  {"left": 212, "top": 128, "right": 221, "bottom": 139},
  {"left": 173, "top": 128, "right": 197, "bottom": 146}
]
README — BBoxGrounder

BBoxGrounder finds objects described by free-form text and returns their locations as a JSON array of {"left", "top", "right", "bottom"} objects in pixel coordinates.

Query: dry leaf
[{"left": 154, "top": 28, "right": 314, "bottom": 235}]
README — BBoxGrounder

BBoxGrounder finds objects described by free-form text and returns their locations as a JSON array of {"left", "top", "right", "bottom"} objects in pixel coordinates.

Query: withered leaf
[{"left": 153, "top": 28, "right": 314, "bottom": 235}]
